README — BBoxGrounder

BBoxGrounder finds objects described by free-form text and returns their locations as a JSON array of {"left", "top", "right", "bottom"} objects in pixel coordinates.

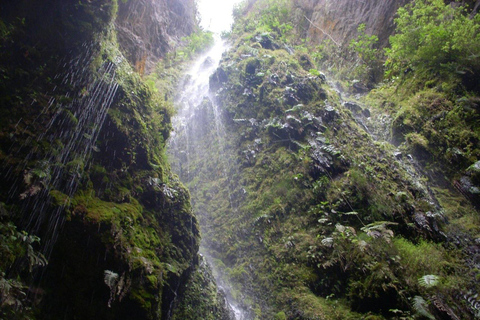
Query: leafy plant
[
  {"left": 385, "top": 0, "right": 480, "bottom": 82},
  {"left": 418, "top": 274, "right": 440, "bottom": 288},
  {"left": 349, "top": 23, "right": 379, "bottom": 65},
  {"left": 0, "top": 204, "right": 47, "bottom": 319},
  {"left": 360, "top": 221, "right": 397, "bottom": 242},
  {"left": 412, "top": 295, "right": 435, "bottom": 319},
  {"left": 179, "top": 30, "right": 214, "bottom": 60}
]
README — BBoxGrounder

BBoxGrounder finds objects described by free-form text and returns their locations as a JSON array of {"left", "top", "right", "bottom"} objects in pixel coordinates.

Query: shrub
[
  {"left": 349, "top": 23, "right": 379, "bottom": 66},
  {"left": 385, "top": 0, "right": 480, "bottom": 85}
]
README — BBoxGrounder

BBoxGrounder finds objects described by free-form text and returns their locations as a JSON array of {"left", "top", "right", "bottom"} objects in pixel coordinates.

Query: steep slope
[
  {"left": 170, "top": 0, "right": 480, "bottom": 319},
  {"left": 0, "top": 0, "right": 229, "bottom": 319}
]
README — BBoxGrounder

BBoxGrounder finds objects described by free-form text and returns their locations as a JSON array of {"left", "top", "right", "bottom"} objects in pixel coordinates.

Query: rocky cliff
[
  {"left": 0, "top": 0, "right": 229, "bottom": 319},
  {"left": 172, "top": 0, "right": 480, "bottom": 318},
  {"left": 293, "top": 0, "right": 410, "bottom": 47},
  {"left": 116, "top": 0, "right": 196, "bottom": 73}
]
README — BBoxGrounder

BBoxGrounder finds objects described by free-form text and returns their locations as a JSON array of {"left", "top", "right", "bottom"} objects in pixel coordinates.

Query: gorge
[{"left": 1, "top": 0, "right": 480, "bottom": 319}]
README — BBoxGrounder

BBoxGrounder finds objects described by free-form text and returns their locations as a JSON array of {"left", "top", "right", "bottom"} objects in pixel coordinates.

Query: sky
[{"left": 196, "top": 0, "right": 244, "bottom": 34}]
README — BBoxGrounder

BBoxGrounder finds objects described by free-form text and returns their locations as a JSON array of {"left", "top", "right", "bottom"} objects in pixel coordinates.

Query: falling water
[
  {"left": 168, "top": 36, "right": 248, "bottom": 319},
  {"left": 5, "top": 43, "right": 120, "bottom": 260},
  {"left": 167, "top": 1, "right": 250, "bottom": 318}
]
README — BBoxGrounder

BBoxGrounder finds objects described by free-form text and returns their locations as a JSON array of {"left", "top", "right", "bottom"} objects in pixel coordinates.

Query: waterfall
[
  {"left": 168, "top": 36, "right": 248, "bottom": 320},
  {"left": 5, "top": 43, "right": 119, "bottom": 260}
]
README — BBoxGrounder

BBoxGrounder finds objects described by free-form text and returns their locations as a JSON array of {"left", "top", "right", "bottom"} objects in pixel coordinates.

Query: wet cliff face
[
  {"left": 116, "top": 0, "right": 196, "bottom": 73},
  {"left": 294, "top": 0, "right": 410, "bottom": 47},
  {"left": 178, "top": 1, "right": 480, "bottom": 318},
  {"left": 0, "top": 0, "right": 217, "bottom": 319},
  {"left": 293, "top": 0, "right": 480, "bottom": 49}
]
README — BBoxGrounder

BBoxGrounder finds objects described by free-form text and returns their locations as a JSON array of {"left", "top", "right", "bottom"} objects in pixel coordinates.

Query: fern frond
[
  {"left": 321, "top": 237, "right": 333, "bottom": 247},
  {"left": 104, "top": 270, "right": 119, "bottom": 289},
  {"left": 418, "top": 275, "right": 440, "bottom": 288},
  {"left": 412, "top": 296, "right": 435, "bottom": 320}
]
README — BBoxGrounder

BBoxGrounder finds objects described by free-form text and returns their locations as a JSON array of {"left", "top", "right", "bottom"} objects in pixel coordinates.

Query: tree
[{"left": 385, "top": 0, "right": 480, "bottom": 83}]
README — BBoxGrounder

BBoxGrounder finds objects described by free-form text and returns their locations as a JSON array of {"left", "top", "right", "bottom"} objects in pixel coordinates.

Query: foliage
[
  {"left": 232, "top": 0, "right": 294, "bottom": 42},
  {"left": 256, "top": 0, "right": 293, "bottom": 40},
  {"left": 349, "top": 24, "right": 379, "bottom": 65},
  {"left": 0, "top": 0, "right": 202, "bottom": 318},
  {"left": 412, "top": 296, "right": 435, "bottom": 320},
  {"left": 418, "top": 274, "right": 440, "bottom": 288},
  {"left": 385, "top": 0, "right": 480, "bottom": 85},
  {"left": 0, "top": 204, "right": 47, "bottom": 319},
  {"left": 170, "top": 30, "right": 214, "bottom": 64}
]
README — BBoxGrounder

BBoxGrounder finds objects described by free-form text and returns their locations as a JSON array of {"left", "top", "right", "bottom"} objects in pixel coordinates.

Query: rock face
[
  {"left": 116, "top": 0, "right": 196, "bottom": 73},
  {"left": 294, "top": 0, "right": 411, "bottom": 47},
  {"left": 0, "top": 0, "right": 228, "bottom": 319}
]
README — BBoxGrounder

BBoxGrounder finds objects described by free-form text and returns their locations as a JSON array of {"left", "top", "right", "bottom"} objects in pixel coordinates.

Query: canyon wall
[{"left": 294, "top": 0, "right": 410, "bottom": 47}]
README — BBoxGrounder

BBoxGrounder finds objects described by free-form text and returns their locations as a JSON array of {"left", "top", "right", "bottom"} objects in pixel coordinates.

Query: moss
[
  {"left": 166, "top": 4, "right": 480, "bottom": 317},
  {"left": 49, "top": 189, "right": 69, "bottom": 207},
  {"left": 130, "top": 286, "right": 154, "bottom": 312},
  {"left": 170, "top": 256, "right": 232, "bottom": 320},
  {"left": 72, "top": 190, "right": 141, "bottom": 223}
]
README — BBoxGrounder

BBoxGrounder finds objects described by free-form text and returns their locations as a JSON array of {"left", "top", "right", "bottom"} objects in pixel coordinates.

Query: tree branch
[{"left": 304, "top": 15, "right": 341, "bottom": 47}]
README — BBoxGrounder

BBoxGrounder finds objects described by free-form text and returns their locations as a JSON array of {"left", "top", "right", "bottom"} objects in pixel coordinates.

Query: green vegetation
[
  {"left": 349, "top": 24, "right": 378, "bottom": 66},
  {"left": 1, "top": 0, "right": 479, "bottom": 318},
  {"left": 165, "top": 29, "right": 215, "bottom": 65},
  {"left": 385, "top": 0, "right": 480, "bottom": 90},
  {"left": 170, "top": 0, "right": 480, "bottom": 318},
  {"left": 0, "top": 0, "right": 213, "bottom": 319},
  {"left": 0, "top": 204, "right": 47, "bottom": 320},
  {"left": 232, "top": 0, "right": 294, "bottom": 42}
]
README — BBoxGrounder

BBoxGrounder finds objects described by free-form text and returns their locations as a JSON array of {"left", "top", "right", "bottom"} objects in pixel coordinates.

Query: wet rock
[
  {"left": 456, "top": 176, "right": 480, "bottom": 208},
  {"left": 413, "top": 212, "right": 432, "bottom": 232},
  {"left": 466, "top": 160, "right": 480, "bottom": 184},
  {"left": 323, "top": 104, "right": 337, "bottom": 123},
  {"left": 344, "top": 101, "right": 363, "bottom": 114},
  {"left": 245, "top": 60, "right": 258, "bottom": 74},
  {"left": 295, "top": 78, "right": 322, "bottom": 102},
  {"left": 286, "top": 114, "right": 302, "bottom": 128},
  {"left": 255, "top": 33, "right": 278, "bottom": 50},
  {"left": 284, "top": 86, "right": 299, "bottom": 105},
  {"left": 269, "top": 73, "right": 280, "bottom": 85},
  {"left": 352, "top": 81, "right": 369, "bottom": 93},
  {"left": 116, "top": 0, "right": 196, "bottom": 72},
  {"left": 297, "top": 52, "right": 314, "bottom": 71},
  {"left": 317, "top": 72, "right": 327, "bottom": 82},
  {"left": 284, "top": 44, "right": 295, "bottom": 55},
  {"left": 210, "top": 67, "right": 228, "bottom": 92},
  {"left": 201, "top": 56, "right": 214, "bottom": 70},
  {"left": 297, "top": 0, "right": 410, "bottom": 48}
]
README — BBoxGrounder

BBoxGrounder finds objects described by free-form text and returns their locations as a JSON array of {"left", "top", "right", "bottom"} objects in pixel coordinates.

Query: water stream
[
  {"left": 167, "top": 1, "right": 248, "bottom": 318},
  {"left": 168, "top": 37, "right": 247, "bottom": 319}
]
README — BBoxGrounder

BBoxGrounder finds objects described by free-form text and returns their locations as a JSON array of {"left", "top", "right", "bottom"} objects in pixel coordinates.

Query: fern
[
  {"left": 246, "top": 46, "right": 259, "bottom": 56},
  {"left": 104, "top": 270, "right": 119, "bottom": 307},
  {"left": 412, "top": 296, "right": 435, "bottom": 320},
  {"left": 321, "top": 237, "right": 333, "bottom": 247},
  {"left": 418, "top": 274, "right": 440, "bottom": 288},
  {"left": 361, "top": 221, "right": 397, "bottom": 242},
  {"left": 104, "top": 270, "right": 119, "bottom": 289},
  {"left": 320, "top": 145, "right": 341, "bottom": 156}
]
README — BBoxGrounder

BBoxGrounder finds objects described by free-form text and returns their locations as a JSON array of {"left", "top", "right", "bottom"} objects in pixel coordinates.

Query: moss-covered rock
[
  {"left": 167, "top": 2, "right": 480, "bottom": 318},
  {"left": 0, "top": 0, "right": 209, "bottom": 319}
]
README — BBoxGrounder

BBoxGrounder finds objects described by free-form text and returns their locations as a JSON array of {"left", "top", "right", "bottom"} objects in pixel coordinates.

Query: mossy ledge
[{"left": 0, "top": 0, "right": 226, "bottom": 319}]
